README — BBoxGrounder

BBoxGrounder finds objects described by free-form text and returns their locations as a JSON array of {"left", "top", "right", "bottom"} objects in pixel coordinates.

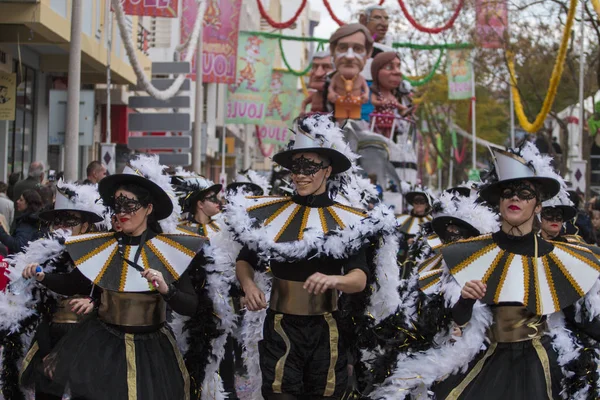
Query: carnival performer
[
  {"left": 372, "top": 143, "right": 600, "bottom": 400},
  {"left": 173, "top": 174, "right": 223, "bottom": 239},
  {"left": 20, "top": 155, "right": 220, "bottom": 400},
  {"left": 0, "top": 181, "right": 108, "bottom": 400},
  {"left": 226, "top": 169, "right": 271, "bottom": 197},
  {"left": 416, "top": 191, "right": 499, "bottom": 296},
  {"left": 539, "top": 194, "right": 578, "bottom": 243},
  {"left": 226, "top": 114, "right": 400, "bottom": 399},
  {"left": 396, "top": 185, "right": 433, "bottom": 265}
]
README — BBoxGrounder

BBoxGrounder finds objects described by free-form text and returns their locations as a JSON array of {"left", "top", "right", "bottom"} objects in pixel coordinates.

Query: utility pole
[
  {"left": 64, "top": 0, "right": 83, "bottom": 181},
  {"left": 192, "top": 2, "right": 206, "bottom": 174}
]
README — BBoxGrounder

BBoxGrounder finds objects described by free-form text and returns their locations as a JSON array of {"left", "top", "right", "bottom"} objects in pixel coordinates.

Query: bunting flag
[
  {"left": 476, "top": 0, "right": 508, "bottom": 49},
  {"left": 226, "top": 32, "right": 277, "bottom": 124}
]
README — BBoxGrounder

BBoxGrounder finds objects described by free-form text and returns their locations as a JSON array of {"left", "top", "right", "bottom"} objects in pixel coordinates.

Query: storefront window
[{"left": 7, "top": 62, "right": 36, "bottom": 176}]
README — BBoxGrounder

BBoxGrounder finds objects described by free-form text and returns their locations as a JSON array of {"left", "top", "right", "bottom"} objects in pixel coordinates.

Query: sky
[{"left": 310, "top": 0, "right": 353, "bottom": 40}]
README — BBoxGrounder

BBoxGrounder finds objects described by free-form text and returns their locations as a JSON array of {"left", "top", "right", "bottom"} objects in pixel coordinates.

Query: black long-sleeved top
[
  {"left": 41, "top": 230, "right": 202, "bottom": 319},
  {"left": 451, "top": 230, "right": 600, "bottom": 341}
]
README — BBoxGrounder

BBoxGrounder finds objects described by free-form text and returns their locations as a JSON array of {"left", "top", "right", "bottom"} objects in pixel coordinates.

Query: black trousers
[{"left": 260, "top": 310, "right": 348, "bottom": 399}]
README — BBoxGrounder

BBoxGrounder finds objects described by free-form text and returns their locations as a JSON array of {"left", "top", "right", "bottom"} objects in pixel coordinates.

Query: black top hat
[
  {"left": 479, "top": 148, "right": 560, "bottom": 205},
  {"left": 272, "top": 116, "right": 351, "bottom": 175},
  {"left": 99, "top": 164, "right": 173, "bottom": 220}
]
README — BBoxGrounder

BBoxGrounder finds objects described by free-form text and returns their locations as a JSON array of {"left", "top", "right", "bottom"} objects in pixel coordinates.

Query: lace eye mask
[
  {"left": 289, "top": 155, "right": 327, "bottom": 176},
  {"left": 51, "top": 211, "right": 83, "bottom": 228},
  {"left": 113, "top": 193, "right": 144, "bottom": 214},
  {"left": 500, "top": 183, "right": 537, "bottom": 201}
]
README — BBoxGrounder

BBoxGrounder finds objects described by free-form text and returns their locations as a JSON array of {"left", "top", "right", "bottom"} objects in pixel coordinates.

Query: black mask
[
  {"left": 500, "top": 183, "right": 538, "bottom": 201},
  {"left": 289, "top": 155, "right": 328, "bottom": 176},
  {"left": 541, "top": 208, "right": 563, "bottom": 222},
  {"left": 113, "top": 193, "right": 144, "bottom": 214},
  {"left": 51, "top": 211, "right": 83, "bottom": 228}
]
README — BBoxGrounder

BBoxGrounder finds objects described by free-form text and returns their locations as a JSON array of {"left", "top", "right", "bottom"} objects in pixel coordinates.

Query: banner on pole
[
  {"left": 121, "top": 0, "right": 178, "bottom": 18},
  {"left": 0, "top": 71, "right": 16, "bottom": 121},
  {"left": 180, "top": 0, "right": 199, "bottom": 80},
  {"left": 476, "top": 0, "right": 508, "bottom": 49},
  {"left": 226, "top": 33, "right": 277, "bottom": 125},
  {"left": 202, "top": 0, "right": 242, "bottom": 84},
  {"left": 259, "top": 71, "right": 301, "bottom": 146},
  {"left": 447, "top": 50, "right": 473, "bottom": 100}
]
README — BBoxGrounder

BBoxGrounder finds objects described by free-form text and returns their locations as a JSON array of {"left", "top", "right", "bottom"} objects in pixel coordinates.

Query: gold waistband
[
  {"left": 52, "top": 297, "right": 85, "bottom": 324},
  {"left": 270, "top": 277, "right": 338, "bottom": 316},
  {"left": 98, "top": 290, "right": 166, "bottom": 327},
  {"left": 487, "top": 306, "right": 548, "bottom": 343}
]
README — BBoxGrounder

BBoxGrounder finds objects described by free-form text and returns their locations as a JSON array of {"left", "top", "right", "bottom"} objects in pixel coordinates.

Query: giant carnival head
[{"left": 329, "top": 23, "right": 373, "bottom": 80}]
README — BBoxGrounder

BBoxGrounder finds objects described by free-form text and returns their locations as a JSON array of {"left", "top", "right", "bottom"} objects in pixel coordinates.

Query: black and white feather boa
[
  {"left": 170, "top": 215, "right": 239, "bottom": 400},
  {"left": 0, "top": 231, "right": 68, "bottom": 333},
  {"left": 373, "top": 265, "right": 600, "bottom": 399}
]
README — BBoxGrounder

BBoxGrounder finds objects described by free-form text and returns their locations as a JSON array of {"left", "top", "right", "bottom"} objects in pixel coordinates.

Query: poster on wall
[
  {"left": 121, "top": 0, "right": 178, "bottom": 18},
  {"left": 0, "top": 71, "right": 16, "bottom": 121},
  {"left": 476, "top": 0, "right": 508, "bottom": 49},
  {"left": 225, "top": 33, "right": 276, "bottom": 125},
  {"left": 447, "top": 49, "right": 473, "bottom": 101}
]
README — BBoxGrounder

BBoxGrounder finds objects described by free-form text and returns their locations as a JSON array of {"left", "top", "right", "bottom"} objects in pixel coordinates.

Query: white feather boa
[
  {"left": 169, "top": 217, "right": 240, "bottom": 400},
  {"left": 0, "top": 232, "right": 67, "bottom": 333},
  {"left": 371, "top": 264, "right": 492, "bottom": 399},
  {"left": 240, "top": 271, "right": 272, "bottom": 400},
  {"left": 224, "top": 190, "right": 398, "bottom": 263},
  {"left": 199, "top": 221, "right": 240, "bottom": 400}
]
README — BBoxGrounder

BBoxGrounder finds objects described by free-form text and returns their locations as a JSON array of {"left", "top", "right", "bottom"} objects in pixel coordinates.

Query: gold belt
[
  {"left": 98, "top": 290, "right": 166, "bottom": 327},
  {"left": 270, "top": 277, "right": 338, "bottom": 316},
  {"left": 487, "top": 306, "right": 548, "bottom": 343},
  {"left": 52, "top": 297, "right": 85, "bottom": 324}
]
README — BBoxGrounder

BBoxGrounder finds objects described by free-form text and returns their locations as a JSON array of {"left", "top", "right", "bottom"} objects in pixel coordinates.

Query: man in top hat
[
  {"left": 229, "top": 115, "right": 400, "bottom": 399},
  {"left": 174, "top": 175, "right": 223, "bottom": 239}
]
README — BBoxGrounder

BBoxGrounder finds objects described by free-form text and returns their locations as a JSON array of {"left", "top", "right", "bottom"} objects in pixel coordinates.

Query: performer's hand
[
  {"left": 70, "top": 297, "right": 94, "bottom": 315},
  {"left": 141, "top": 269, "right": 168, "bottom": 294},
  {"left": 461, "top": 280, "right": 486, "bottom": 300},
  {"left": 22, "top": 263, "right": 44, "bottom": 281},
  {"left": 243, "top": 282, "right": 267, "bottom": 311},
  {"left": 304, "top": 272, "right": 339, "bottom": 294}
]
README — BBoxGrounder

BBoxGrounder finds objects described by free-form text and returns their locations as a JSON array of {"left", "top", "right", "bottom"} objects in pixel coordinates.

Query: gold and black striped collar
[
  {"left": 177, "top": 219, "right": 221, "bottom": 239},
  {"left": 65, "top": 231, "right": 206, "bottom": 292},
  {"left": 441, "top": 233, "right": 600, "bottom": 315},
  {"left": 397, "top": 214, "right": 432, "bottom": 235},
  {"left": 245, "top": 195, "right": 366, "bottom": 243}
]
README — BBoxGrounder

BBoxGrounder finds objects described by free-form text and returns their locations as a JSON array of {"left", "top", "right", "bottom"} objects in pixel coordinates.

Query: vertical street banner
[
  {"left": 180, "top": 0, "right": 199, "bottom": 80},
  {"left": 476, "top": 0, "right": 508, "bottom": 49},
  {"left": 202, "top": 0, "right": 242, "bottom": 83},
  {"left": 0, "top": 71, "right": 16, "bottom": 121},
  {"left": 226, "top": 33, "right": 277, "bottom": 125},
  {"left": 259, "top": 71, "right": 301, "bottom": 146},
  {"left": 447, "top": 50, "right": 473, "bottom": 101},
  {"left": 121, "top": 0, "right": 178, "bottom": 18}
]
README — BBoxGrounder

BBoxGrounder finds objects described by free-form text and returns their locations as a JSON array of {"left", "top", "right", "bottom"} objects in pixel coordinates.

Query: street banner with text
[
  {"left": 447, "top": 50, "right": 473, "bottom": 100},
  {"left": 260, "top": 71, "right": 301, "bottom": 146},
  {"left": 226, "top": 33, "right": 276, "bottom": 125}
]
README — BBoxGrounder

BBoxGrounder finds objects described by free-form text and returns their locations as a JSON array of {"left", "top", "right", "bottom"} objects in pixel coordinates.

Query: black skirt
[
  {"left": 20, "top": 320, "right": 81, "bottom": 395},
  {"left": 433, "top": 335, "right": 563, "bottom": 400},
  {"left": 38, "top": 317, "right": 190, "bottom": 400}
]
